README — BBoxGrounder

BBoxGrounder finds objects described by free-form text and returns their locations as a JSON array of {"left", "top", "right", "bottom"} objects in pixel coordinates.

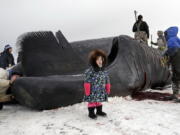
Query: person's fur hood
[{"left": 88, "top": 49, "right": 107, "bottom": 71}]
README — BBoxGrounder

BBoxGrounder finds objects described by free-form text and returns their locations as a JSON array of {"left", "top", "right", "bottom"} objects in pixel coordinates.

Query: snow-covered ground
[{"left": 1, "top": 89, "right": 180, "bottom": 135}]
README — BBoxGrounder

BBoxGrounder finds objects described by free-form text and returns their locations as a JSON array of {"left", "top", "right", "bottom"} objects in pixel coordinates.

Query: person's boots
[
  {"left": 96, "top": 105, "right": 107, "bottom": 116},
  {"left": 88, "top": 107, "right": 97, "bottom": 119},
  {"left": 173, "top": 94, "right": 180, "bottom": 102},
  {"left": 0, "top": 103, "right": 3, "bottom": 110},
  {"left": 164, "top": 95, "right": 178, "bottom": 101}
]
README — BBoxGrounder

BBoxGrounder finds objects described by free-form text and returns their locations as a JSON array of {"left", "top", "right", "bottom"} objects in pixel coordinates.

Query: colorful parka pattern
[{"left": 83, "top": 67, "right": 110, "bottom": 102}]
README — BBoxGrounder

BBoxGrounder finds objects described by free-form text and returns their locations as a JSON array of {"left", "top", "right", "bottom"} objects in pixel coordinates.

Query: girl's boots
[
  {"left": 88, "top": 107, "right": 97, "bottom": 119},
  {"left": 96, "top": 105, "right": 107, "bottom": 116},
  {"left": 88, "top": 105, "right": 107, "bottom": 119}
]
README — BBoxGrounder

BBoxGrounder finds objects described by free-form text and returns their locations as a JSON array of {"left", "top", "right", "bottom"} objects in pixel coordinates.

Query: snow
[{"left": 1, "top": 89, "right": 180, "bottom": 135}]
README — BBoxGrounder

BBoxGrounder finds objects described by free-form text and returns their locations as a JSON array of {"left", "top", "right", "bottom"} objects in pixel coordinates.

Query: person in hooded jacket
[
  {"left": 163, "top": 26, "right": 180, "bottom": 101},
  {"left": 132, "top": 15, "right": 149, "bottom": 45},
  {"left": 151, "top": 30, "right": 167, "bottom": 51},
  {"left": 0, "top": 45, "right": 15, "bottom": 69},
  {"left": 83, "top": 49, "right": 111, "bottom": 119}
]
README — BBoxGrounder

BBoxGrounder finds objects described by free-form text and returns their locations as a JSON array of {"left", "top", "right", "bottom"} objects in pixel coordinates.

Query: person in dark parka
[
  {"left": 0, "top": 45, "right": 15, "bottom": 69},
  {"left": 132, "top": 15, "right": 149, "bottom": 44},
  {"left": 83, "top": 49, "right": 111, "bottom": 119}
]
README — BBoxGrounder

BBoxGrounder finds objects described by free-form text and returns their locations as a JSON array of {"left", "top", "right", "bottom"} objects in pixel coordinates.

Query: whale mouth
[{"left": 107, "top": 37, "right": 119, "bottom": 66}]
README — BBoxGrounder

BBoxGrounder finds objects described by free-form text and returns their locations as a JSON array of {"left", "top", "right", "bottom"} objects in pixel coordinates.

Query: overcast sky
[{"left": 0, "top": 0, "right": 180, "bottom": 56}]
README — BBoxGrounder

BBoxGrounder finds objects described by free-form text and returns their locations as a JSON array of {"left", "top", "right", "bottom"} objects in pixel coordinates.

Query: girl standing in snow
[{"left": 83, "top": 49, "right": 111, "bottom": 119}]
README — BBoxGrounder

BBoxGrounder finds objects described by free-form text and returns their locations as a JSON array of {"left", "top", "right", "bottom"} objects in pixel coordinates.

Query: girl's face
[{"left": 96, "top": 56, "right": 103, "bottom": 68}]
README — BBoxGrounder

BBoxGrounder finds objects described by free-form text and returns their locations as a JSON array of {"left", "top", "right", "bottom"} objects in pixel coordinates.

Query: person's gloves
[
  {"left": 160, "top": 55, "right": 169, "bottom": 67},
  {"left": 84, "top": 83, "right": 91, "bottom": 96},
  {"left": 106, "top": 84, "right": 111, "bottom": 94}
]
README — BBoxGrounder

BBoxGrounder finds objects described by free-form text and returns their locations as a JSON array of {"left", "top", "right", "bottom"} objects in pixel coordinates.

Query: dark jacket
[
  {"left": 132, "top": 20, "right": 149, "bottom": 38},
  {"left": 83, "top": 67, "right": 110, "bottom": 102},
  {"left": 0, "top": 53, "right": 3, "bottom": 68},
  {"left": 0, "top": 50, "right": 15, "bottom": 69}
]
